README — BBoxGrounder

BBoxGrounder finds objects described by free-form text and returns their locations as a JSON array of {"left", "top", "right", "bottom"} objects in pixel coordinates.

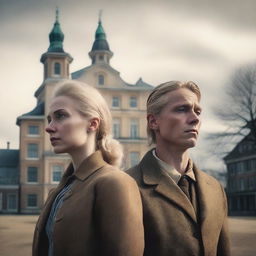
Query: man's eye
[{"left": 176, "top": 107, "right": 186, "bottom": 112}]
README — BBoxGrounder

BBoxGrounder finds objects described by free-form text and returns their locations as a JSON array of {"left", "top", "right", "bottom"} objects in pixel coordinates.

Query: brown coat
[
  {"left": 126, "top": 149, "right": 231, "bottom": 256},
  {"left": 33, "top": 151, "right": 144, "bottom": 256}
]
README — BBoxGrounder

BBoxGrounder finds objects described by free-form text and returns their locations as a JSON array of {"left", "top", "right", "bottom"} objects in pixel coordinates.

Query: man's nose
[{"left": 189, "top": 111, "right": 200, "bottom": 124}]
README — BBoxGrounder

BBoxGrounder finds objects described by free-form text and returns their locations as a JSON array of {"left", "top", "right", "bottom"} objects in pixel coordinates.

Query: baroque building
[
  {"left": 15, "top": 11, "right": 153, "bottom": 214},
  {"left": 224, "top": 133, "right": 256, "bottom": 216}
]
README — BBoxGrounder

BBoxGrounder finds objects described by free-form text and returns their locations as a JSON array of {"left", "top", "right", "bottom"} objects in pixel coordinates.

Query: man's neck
[{"left": 155, "top": 146, "right": 189, "bottom": 174}]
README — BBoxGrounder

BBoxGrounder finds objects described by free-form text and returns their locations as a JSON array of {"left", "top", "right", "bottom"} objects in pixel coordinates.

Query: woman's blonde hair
[
  {"left": 53, "top": 80, "right": 123, "bottom": 167},
  {"left": 147, "top": 80, "right": 201, "bottom": 145}
]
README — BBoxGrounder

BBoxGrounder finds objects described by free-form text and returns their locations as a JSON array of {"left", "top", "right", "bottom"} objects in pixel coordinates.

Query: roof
[
  {"left": 127, "top": 78, "right": 154, "bottom": 89},
  {"left": 224, "top": 133, "right": 256, "bottom": 161},
  {"left": 48, "top": 9, "right": 64, "bottom": 53},
  {"left": 91, "top": 21, "right": 110, "bottom": 51},
  {"left": 0, "top": 149, "right": 19, "bottom": 167},
  {"left": 0, "top": 149, "right": 19, "bottom": 185},
  {"left": 22, "top": 101, "right": 45, "bottom": 116},
  {"left": 16, "top": 101, "right": 45, "bottom": 125}
]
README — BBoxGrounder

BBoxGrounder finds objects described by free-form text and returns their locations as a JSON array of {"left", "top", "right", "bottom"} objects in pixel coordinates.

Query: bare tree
[{"left": 209, "top": 62, "right": 256, "bottom": 154}]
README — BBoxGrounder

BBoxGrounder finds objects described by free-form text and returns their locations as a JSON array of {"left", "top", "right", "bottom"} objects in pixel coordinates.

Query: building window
[
  {"left": 99, "top": 55, "right": 104, "bottom": 61},
  {"left": 54, "top": 62, "right": 61, "bottom": 75},
  {"left": 52, "top": 165, "right": 63, "bottom": 183},
  {"left": 27, "top": 194, "right": 37, "bottom": 207},
  {"left": 27, "top": 143, "right": 39, "bottom": 159},
  {"left": 130, "top": 152, "right": 139, "bottom": 167},
  {"left": 130, "top": 96, "right": 137, "bottom": 108},
  {"left": 113, "top": 118, "right": 121, "bottom": 138},
  {"left": 112, "top": 96, "right": 120, "bottom": 108},
  {"left": 130, "top": 119, "right": 139, "bottom": 138},
  {"left": 98, "top": 75, "right": 104, "bottom": 85},
  {"left": 27, "top": 167, "right": 38, "bottom": 183},
  {"left": 7, "top": 194, "right": 17, "bottom": 211},
  {"left": 28, "top": 125, "right": 39, "bottom": 135}
]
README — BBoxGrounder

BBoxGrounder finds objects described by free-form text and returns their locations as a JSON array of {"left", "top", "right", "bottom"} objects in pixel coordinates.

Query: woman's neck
[{"left": 70, "top": 138, "right": 97, "bottom": 172}]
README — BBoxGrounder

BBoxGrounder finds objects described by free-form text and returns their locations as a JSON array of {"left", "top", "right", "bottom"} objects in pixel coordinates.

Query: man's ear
[
  {"left": 88, "top": 117, "right": 100, "bottom": 132},
  {"left": 147, "top": 114, "right": 159, "bottom": 130}
]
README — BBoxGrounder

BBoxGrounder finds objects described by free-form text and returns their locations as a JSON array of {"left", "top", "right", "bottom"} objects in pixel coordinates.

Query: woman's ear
[
  {"left": 147, "top": 114, "right": 159, "bottom": 130},
  {"left": 87, "top": 118, "right": 100, "bottom": 132}
]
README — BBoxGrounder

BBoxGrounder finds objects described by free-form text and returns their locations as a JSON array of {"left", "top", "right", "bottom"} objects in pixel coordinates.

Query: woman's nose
[{"left": 45, "top": 122, "right": 56, "bottom": 133}]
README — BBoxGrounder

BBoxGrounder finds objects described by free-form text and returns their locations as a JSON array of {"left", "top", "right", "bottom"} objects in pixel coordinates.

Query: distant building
[
  {"left": 204, "top": 169, "right": 227, "bottom": 188},
  {"left": 14, "top": 11, "right": 153, "bottom": 214},
  {"left": 224, "top": 133, "right": 256, "bottom": 216},
  {"left": 0, "top": 144, "right": 19, "bottom": 213}
]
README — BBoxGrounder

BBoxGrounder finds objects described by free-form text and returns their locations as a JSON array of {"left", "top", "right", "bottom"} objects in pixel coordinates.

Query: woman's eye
[{"left": 56, "top": 113, "right": 67, "bottom": 120}]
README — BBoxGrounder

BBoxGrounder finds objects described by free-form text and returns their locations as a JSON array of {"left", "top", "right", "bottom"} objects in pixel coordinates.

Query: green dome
[
  {"left": 48, "top": 9, "right": 64, "bottom": 52},
  {"left": 91, "top": 21, "right": 110, "bottom": 51}
]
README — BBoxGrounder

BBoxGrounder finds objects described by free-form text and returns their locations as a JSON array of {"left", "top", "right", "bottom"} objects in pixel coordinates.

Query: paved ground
[{"left": 0, "top": 215, "right": 255, "bottom": 256}]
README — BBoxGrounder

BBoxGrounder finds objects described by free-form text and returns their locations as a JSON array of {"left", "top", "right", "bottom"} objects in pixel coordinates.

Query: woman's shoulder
[{"left": 96, "top": 164, "right": 138, "bottom": 188}]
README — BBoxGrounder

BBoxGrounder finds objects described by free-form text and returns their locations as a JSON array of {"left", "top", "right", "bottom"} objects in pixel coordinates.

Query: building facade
[
  {"left": 15, "top": 12, "right": 153, "bottom": 213},
  {"left": 0, "top": 146, "right": 19, "bottom": 213},
  {"left": 224, "top": 134, "right": 256, "bottom": 216}
]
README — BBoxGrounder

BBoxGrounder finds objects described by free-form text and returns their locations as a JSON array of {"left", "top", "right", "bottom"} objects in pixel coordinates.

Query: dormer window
[
  {"left": 54, "top": 62, "right": 61, "bottom": 75},
  {"left": 98, "top": 75, "right": 104, "bottom": 85}
]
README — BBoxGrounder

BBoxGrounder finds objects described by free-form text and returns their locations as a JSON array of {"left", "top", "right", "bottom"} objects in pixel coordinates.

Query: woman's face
[
  {"left": 46, "top": 96, "right": 90, "bottom": 154},
  {"left": 148, "top": 88, "right": 202, "bottom": 150}
]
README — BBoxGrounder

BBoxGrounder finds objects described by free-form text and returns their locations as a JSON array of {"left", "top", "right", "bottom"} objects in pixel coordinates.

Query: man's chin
[{"left": 185, "top": 139, "right": 197, "bottom": 149}]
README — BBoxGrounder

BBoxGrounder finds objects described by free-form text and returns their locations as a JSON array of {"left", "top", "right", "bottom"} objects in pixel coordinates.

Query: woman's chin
[{"left": 53, "top": 147, "right": 66, "bottom": 154}]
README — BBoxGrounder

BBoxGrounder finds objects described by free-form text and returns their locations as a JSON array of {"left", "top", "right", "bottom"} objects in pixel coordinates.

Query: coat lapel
[
  {"left": 74, "top": 150, "right": 106, "bottom": 181},
  {"left": 36, "top": 151, "right": 107, "bottom": 230},
  {"left": 140, "top": 150, "right": 197, "bottom": 223},
  {"left": 194, "top": 166, "right": 225, "bottom": 254}
]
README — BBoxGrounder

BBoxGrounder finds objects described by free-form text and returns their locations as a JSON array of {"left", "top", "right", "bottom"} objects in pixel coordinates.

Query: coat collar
[
  {"left": 139, "top": 150, "right": 226, "bottom": 256},
  {"left": 64, "top": 150, "right": 107, "bottom": 181},
  {"left": 139, "top": 149, "right": 197, "bottom": 223},
  {"left": 36, "top": 150, "right": 107, "bottom": 232}
]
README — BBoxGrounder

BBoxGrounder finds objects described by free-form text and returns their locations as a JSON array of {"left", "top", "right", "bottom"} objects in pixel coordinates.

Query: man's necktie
[{"left": 178, "top": 175, "right": 191, "bottom": 201}]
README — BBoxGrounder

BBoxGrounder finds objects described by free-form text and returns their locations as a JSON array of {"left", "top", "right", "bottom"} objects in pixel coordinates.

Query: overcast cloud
[{"left": 1, "top": 0, "right": 256, "bottom": 170}]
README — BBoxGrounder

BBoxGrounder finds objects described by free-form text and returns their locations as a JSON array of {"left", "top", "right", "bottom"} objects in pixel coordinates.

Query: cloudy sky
[{"left": 1, "top": 0, "right": 256, "bottom": 170}]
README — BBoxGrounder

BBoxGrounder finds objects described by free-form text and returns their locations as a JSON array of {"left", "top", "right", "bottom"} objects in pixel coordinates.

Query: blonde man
[{"left": 127, "top": 81, "right": 231, "bottom": 256}]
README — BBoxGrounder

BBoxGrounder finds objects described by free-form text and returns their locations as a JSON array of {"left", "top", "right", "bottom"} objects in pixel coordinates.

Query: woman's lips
[{"left": 50, "top": 137, "right": 60, "bottom": 145}]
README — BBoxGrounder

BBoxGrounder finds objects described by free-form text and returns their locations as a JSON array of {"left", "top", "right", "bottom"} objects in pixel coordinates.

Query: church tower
[
  {"left": 17, "top": 10, "right": 72, "bottom": 213},
  {"left": 89, "top": 16, "right": 113, "bottom": 65},
  {"left": 72, "top": 17, "right": 153, "bottom": 168}
]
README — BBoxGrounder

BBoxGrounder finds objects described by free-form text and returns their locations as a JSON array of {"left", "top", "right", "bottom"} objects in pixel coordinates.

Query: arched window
[
  {"left": 54, "top": 62, "right": 61, "bottom": 75},
  {"left": 98, "top": 74, "right": 104, "bottom": 85}
]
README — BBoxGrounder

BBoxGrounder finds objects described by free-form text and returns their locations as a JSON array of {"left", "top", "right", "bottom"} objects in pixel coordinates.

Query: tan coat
[
  {"left": 126, "top": 149, "right": 231, "bottom": 256},
  {"left": 33, "top": 151, "right": 144, "bottom": 256}
]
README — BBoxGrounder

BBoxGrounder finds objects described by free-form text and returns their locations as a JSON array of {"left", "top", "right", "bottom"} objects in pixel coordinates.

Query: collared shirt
[
  {"left": 45, "top": 176, "right": 75, "bottom": 256},
  {"left": 152, "top": 149, "right": 196, "bottom": 184}
]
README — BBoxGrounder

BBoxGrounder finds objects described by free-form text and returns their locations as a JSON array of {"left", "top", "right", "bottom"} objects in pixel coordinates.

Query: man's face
[{"left": 148, "top": 88, "right": 202, "bottom": 150}]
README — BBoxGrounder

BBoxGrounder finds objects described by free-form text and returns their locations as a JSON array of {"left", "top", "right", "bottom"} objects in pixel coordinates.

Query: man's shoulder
[{"left": 195, "top": 166, "right": 223, "bottom": 188}]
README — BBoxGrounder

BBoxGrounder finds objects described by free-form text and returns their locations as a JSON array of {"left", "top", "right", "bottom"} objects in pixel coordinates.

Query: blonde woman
[{"left": 32, "top": 80, "right": 144, "bottom": 256}]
